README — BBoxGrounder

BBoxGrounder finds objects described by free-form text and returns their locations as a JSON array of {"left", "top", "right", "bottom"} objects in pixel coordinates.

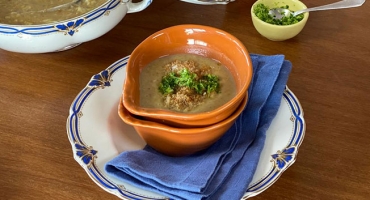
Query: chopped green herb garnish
[
  {"left": 159, "top": 68, "right": 220, "bottom": 95},
  {"left": 254, "top": 3, "right": 304, "bottom": 25}
]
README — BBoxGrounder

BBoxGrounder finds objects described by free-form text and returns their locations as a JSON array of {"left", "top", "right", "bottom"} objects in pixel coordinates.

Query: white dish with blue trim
[
  {"left": 0, "top": 0, "right": 152, "bottom": 53},
  {"left": 67, "top": 55, "right": 306, "bottom": 199}
]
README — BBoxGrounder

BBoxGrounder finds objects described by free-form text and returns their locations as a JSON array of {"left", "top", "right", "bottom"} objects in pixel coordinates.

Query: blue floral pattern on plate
[
  {"left": 75, "top": 143, "right": 98, "bottom": 166},
  {"left": 88, "top": 69, "right": 112, "bottom": 88},
  {"left": 271, "top": 146, "right": 296, "bottom": 171}
]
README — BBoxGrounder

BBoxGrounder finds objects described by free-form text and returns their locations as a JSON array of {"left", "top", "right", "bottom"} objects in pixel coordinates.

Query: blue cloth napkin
[{"left": 105, "top": 54, "right": 292, "bottom": 200}]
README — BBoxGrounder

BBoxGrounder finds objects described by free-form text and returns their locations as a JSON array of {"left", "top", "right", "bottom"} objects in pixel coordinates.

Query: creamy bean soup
[
  {"left": 0, "top": 0, "right": 107, "bottom": 25},
  {"left": 139, "top": 54, "right": 237, "bottom": 113}
]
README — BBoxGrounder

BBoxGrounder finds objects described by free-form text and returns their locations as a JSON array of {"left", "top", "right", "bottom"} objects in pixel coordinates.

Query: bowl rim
[
  {"left": 119, "top": 93, "right": 248, "bottom": 135},
  {"left": 122, "top": 24, "right": 253, "bottom": 121},
  {"left": 0, "top": 0, "right": 116, "bottom": 27},
  {"left": 250, "top": 0, "right": 309, "bottom": 28}
]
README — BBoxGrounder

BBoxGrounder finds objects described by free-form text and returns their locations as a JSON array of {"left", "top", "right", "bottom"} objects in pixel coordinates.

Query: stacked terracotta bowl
[{"left": 119, "top": 24, "right": 253, "bottom": 156}]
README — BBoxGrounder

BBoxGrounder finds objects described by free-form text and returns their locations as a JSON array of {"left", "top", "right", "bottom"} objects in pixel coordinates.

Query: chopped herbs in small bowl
[
  {"left": 254, "top": 4, "right": 304, "bottom": 25},
  {"left": 251, "top": 0, "right": 309, "bottom": 41}
]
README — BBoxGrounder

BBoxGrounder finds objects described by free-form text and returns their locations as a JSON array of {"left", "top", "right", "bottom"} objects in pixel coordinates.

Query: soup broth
[
  {"left": 0, "top": 0, "right": 107, "bottom": 25},
  {"left": 140, "top": 54, "right": 237, "bottom": 113}
]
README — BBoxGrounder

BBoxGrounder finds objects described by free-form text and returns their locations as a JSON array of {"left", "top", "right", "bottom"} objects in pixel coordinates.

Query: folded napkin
[{"left": 105, "top": 54, "right": 292, "bottom": 200}]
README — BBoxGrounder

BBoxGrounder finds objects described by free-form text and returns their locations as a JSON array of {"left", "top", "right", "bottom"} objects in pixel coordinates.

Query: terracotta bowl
[
  {"left": 122, "top": 24, "right": 253, "bottom": 127},
  {"left": 118, "top": 94, "right": 248, "bottom": 157}
]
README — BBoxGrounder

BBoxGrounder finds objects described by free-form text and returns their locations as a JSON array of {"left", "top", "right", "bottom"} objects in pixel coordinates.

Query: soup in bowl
[
  {"left": 0, "top": 0, "right": 152, "bottom": 53},
  {"left": 122, "top": 24, "right": 253, "bottom": 127}
]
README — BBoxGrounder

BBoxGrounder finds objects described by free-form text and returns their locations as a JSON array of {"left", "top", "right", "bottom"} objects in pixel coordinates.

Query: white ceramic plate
[
  {"left": 180, "top": 0, "right": 234, "bottom": 5},
  {"left": 67, "top": 55, "right": 306, "bottom": 199}
]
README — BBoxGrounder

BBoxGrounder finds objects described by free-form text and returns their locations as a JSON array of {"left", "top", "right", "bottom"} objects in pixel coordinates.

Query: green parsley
[
  {"left": 254, "top": 3, "right": 304, "bottom": 25},
  {"left": 159, "top": 68, "right": 220, "bottom": 95}
]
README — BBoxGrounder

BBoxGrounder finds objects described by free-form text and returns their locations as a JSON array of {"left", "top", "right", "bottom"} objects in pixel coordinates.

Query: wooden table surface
[{"left": 1, "top": 0, "right": 370, "bottom": 199}]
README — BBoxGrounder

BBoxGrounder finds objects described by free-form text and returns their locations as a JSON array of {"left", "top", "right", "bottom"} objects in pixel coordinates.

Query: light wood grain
[{"left": 1, "top": 0, "right": 370, "bottom": 199}]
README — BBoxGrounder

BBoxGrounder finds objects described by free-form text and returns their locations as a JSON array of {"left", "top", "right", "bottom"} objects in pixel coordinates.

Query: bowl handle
[{"left": 125, "top": 0, "right": 153, "bottom": 13}]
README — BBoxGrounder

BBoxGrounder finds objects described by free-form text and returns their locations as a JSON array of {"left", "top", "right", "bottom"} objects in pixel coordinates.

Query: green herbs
[
  {"left": 159, "top": 68, "right": 220, "bottom": 95},
  {"left": 254, "top": 3, "right": 304, "bottom": 25},
  {"left": 157, "top": 59, "right": 224, "bottom": 112}
]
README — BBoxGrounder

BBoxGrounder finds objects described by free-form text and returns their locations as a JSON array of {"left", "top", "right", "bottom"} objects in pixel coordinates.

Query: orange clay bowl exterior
[
  {"left": 118, "top": 94, "right": 248, "bottom": 156},
  {"left": 122, "top": 24, "right": 253, "bottom": 127}
]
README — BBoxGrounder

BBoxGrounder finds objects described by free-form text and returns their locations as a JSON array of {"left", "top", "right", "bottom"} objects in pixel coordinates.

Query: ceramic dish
[
  {"left": 118, "top": 94, "right": 248, "bottom": 156},
  {"left": 123, "top": 24, "right": 253, "bottom": 128},
  {"left": 0, "top": 0, "right": 152, "bottom": 53},
  {"left": 251, "top": 0, "right": 309, "bottom": 41},
  {"left": 67, "top": 55, "right": 306, "bottom": 199}
]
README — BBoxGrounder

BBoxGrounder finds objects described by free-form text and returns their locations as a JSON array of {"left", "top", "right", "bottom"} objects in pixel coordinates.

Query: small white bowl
[{"left": 0, "top": 0, "right": 152, "bottom": 53}]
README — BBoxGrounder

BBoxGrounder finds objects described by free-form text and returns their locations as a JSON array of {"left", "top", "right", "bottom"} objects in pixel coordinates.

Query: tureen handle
[{"left": 125, "top": 0, "right": 153, "bottom": 13}]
